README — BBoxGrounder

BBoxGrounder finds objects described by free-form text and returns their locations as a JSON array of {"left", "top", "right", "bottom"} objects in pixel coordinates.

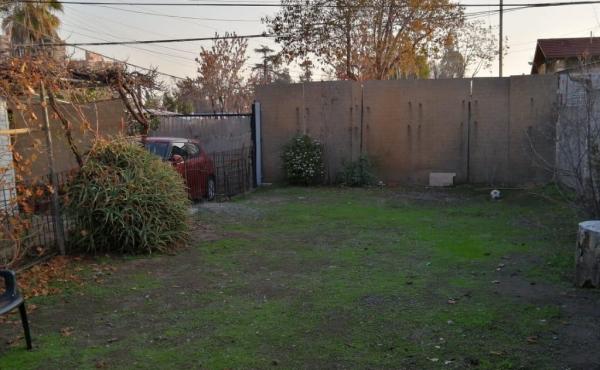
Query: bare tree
[
  {"left": 431, "top": 48, "right": 464, "bottom": 79},
  {"left": 196, "top": 32, "right": 251, "bottom": 113},
  {"left": 553, "top": 68, "right": 600, "bottom": 216},
  {"left": 431, "top": 20, "right": 502, "bottom": 79}
]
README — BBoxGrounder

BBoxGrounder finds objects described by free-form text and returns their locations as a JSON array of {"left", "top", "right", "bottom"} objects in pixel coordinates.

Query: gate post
[{"left": 251, "top": 102, "right": 262, "bottom": 187}]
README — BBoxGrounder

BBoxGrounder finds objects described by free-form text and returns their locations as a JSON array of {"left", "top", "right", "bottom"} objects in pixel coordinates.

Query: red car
[{"left": 144, "top": 137, "right": 216, "bottom": 201}]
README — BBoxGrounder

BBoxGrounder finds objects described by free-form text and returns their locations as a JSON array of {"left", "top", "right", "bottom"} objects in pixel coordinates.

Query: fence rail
[
  {"left": 210, "top": 147, "right": 254, "bottom": 197},
  {"left": 0, "top": 147, "right": 253, "bottom": 267},
  {"left": 0, "top": 169, "right": 74, "bottom": 266}
]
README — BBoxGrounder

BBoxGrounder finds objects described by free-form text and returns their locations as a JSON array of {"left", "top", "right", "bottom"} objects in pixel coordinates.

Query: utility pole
[
  {"left": 254, "top": 45, "right": 274, "bottom": 84},
  {"left": 40, "top": 81, "right": 66, "bottom": 255},
  {"left": 262, "top": 59, "right": 268, "bottom": 84},
  {"left": 499, "top": 0, "right": 504, "bottom": 77}
]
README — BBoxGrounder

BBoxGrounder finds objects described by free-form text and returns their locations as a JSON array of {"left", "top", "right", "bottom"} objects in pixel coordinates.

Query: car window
[
  {"left": 171, "top": 142, "right": 188, "bottom": 159},
  {"left": 183, "top": 143, "right": 200, "bottom": 157},
  {"left": 144, "top": 142, "right": 170, "bottom": 159}
]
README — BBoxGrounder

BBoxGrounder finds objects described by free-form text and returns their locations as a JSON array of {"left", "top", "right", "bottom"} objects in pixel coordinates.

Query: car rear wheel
[{"left": 206, "top": 177, "right": 216, "bottom": 201}]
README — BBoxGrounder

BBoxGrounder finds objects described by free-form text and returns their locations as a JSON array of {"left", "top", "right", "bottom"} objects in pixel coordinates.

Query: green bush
[
  {"left": 66, "top": 137, "right": 189, "bottom": 254},
  {"left": 282, "top": 134, "right": 324, "bottom": 185},
  {"left": 339, "top": 154, "right": 376, "bottom": 187}
]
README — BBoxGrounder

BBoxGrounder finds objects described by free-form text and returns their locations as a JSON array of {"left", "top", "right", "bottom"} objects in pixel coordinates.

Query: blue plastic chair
[{"left": 0, "top": 270, "right": 32, "bottom": 350}]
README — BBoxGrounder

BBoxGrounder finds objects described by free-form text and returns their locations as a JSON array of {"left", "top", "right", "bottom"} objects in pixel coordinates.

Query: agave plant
[{"left": 66, "top": 137, "right": 190, "bottom": 255}]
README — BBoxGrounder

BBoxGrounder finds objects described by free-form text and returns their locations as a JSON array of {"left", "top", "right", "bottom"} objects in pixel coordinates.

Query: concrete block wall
[
  {"left": 257, "top": 75, "right": 558, "bottom": 186},
  {"left": 256, "top": 81, "right": 361, "bottom": 183},
  {"left": 507, "top": 75, "right": 557, "bottom": 185},
  {"left": 363, "top": 79, "right": 471, "bottom": 184},
  {"left": 10, "top": 98, "right": 126, "bottom": 180},
  {"left": 468, "top": 78, "right": 512, "bottom": 184}
]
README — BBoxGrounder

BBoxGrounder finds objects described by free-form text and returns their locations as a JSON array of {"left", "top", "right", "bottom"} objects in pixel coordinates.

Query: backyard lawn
[{"left": 0, "top": 186, "right": 599, "bottom": 369}]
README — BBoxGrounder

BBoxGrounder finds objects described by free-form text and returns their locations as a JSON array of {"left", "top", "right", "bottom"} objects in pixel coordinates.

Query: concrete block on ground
[{"left": 429, "top": 172, "right": 456, "bottom": 187}]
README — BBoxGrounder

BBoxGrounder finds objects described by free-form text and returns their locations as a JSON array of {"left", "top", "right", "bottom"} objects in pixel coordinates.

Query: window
[
  {"left": 171, "top": 142, "right": 188, "bottom": 159},
  {"left": 144, "top": 142, "right": 170, "bottom": 159},
  {"left": 182, "top": 143, "right": 200, "bottom": 157}
]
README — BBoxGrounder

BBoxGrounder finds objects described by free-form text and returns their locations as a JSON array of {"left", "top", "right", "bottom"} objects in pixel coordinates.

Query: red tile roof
[{"left": 537, "top": 37, "right": 600, "bottom": 59}]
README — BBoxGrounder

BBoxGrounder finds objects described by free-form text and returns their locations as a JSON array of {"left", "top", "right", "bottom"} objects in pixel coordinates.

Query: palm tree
[{"left": 1, "top": 0, "right": 63, "bottom": 56}]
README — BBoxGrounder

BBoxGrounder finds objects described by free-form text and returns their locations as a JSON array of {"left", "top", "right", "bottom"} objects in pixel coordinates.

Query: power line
[
  {"left": 62, "top": 13, "right": 200, "bottom": 57},
  {"left": 65, "top": 6, "right": 204, "bottom": 54},
  {"left": 62, "top": 25, "right": 198, "bottom": 64},
  {"left": 20, "top": 33, "right": 272, "bottom": 47},
  {"left": 64, "top": 41, "right": 190, "bottom": 79},
  {"left": 14, "top": 1, "right": 600, "bottom": 7},
  {"left": 72, "top": 47, "right": 188, "bottom": 80},
  {"left": 4, "top": 12, "right": 189, "bottom": 79},
  {"left": 94, "top": 4, "right": 259, "bottom": 22}
]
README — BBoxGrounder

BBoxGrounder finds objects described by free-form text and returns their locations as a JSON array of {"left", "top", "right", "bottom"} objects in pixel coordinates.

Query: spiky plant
[{"left": 66, "top": 137, "right": 189, "bottom": 254}]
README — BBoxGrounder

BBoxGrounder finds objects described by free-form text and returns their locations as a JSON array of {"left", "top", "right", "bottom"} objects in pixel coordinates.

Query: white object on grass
[
  {"left": 429, "top": 172, "right": 456, "bottom": 187},
  {"left": 490, "top": 189, "right": 502, "bottom": 200}
]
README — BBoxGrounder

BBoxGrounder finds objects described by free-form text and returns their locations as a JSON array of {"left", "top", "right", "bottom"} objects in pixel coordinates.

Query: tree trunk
[
  {"left": 345, "top": 15, "right": 352, "bottom": 80},
  {"left": 575, "top": 221, "right": 600, "bottom": 287}
]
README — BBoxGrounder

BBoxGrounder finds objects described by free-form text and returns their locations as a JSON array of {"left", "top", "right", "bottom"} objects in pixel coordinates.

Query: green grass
[{"left": 0, "top": 186, "right": 585, "bottom": 369}]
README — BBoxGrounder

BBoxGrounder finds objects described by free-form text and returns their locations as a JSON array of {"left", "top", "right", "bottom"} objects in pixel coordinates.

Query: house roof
[
  {"left": 537, "top": 37, "right": 600, "bottom": 59},
  {"left": 532, "top": 37, "right": 600, "bottom": 73}
]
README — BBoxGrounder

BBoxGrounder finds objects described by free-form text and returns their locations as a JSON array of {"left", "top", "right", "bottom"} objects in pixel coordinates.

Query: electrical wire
[
  {"left": 10, "top": 1, "right": 600, "bottom": 8},
  {"left": 9, "top": 0, "right": 600, "bottom": 8},
  {"left": 94, "top": 4, "right": 259, "bottom": 22},
  {"left": 19, "top": 33, "right": 272, "bottom": 47},
  {"left": 3, "top": 13, "right": 190, "bottom": 79},
  {"left": 63, "top": 12, "right": 201, "bottom": 56}
]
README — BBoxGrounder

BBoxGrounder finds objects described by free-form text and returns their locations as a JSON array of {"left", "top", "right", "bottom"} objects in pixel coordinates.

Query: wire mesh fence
[
  {"left": 0, "top": 146, "right": 254, "bottom": 267},
  {"left": 0, "top": 170, "right": 75, "bottom": 267},
  {"left": 210, "top": 147, "right": 254, "bottom": 197}
]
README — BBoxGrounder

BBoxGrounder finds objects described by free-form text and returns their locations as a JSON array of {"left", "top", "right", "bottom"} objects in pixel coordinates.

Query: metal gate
[{"left": 149, "top": 102, "right": 262, "bottom": 198}]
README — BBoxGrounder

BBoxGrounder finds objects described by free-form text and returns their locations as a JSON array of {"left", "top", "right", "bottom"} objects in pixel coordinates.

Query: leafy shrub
[
  {"left": 339, "top": 154, "right": 376, "bottom": 187},
  {"left": 66, "top": 137, "right": 189, "bottom": 254},
  {"left": 282, "top": 134, "right": 324, "bottom": 185}
]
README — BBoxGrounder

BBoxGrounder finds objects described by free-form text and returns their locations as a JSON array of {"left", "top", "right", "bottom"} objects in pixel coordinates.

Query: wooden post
[
  {"left": 40, "top": 82, "right": 66, "bottom": 255},
  {"left": 575, "top": 221, "right": 600, "bottom": 287}
]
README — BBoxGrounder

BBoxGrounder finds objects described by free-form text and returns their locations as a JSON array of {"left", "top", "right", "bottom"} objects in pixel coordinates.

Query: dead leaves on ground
[
  {"left": 91, "top": 263, "right": 117, "bottom": 284},
  {"left": 17, "top": 256, "right": 82, "bottom": 298},
  {"left": 1, "top": 257, "right": 117, "bottom": 346},
  {"left": 15, "top": 256, "right": 117, "bottom": 300}
]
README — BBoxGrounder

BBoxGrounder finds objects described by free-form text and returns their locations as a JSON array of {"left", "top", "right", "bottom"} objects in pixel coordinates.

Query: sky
[{"left": 49, "top": 0, "right": 600, "bottom": 86}]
